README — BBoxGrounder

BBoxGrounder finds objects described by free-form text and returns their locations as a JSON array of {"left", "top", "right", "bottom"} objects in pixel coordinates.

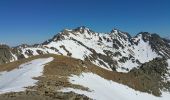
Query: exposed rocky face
[
  {"left": 130, "top": 58, "right": 170, "bottom": 96},
  {"left": 0, "top": 45, "right": 16, "bottom": 64},
  {"left": 0, "top": 27, "right": 170, "bottom": 72}
]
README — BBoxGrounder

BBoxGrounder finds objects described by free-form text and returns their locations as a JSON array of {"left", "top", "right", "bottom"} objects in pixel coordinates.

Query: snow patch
[
  {"left": 61, "top": 72, "right": 170, "bottom": 100},
  {"left": 167, "top": 59, "right": 170, "bottom": 68},
  {"left": 0, "top": 57, "right": 54, "bottom": 94},
  {"left": 167, "top": 59, "right": 170, "bottom": 81},
  {"left": 133, "top": 35, "right": 159, "bottom": 63}
]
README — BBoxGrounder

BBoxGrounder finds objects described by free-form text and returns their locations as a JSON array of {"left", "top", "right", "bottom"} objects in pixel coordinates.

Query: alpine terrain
[{"left": 0, "top": 26, "right": 170, "bottom": 100}]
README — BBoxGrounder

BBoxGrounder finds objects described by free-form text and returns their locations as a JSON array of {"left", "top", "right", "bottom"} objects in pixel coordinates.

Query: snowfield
[
  {"left": 46, "top": 40, "right": 92, "bottom": 60},
  {"left": 61, "top": 72, "right": 170, "bottom": 100},
  {"left": 0, "top": 57, "right": 54, "bottom": 94}
]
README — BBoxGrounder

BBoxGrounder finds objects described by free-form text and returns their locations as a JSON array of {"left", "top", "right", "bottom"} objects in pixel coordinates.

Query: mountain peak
[
  {"left": 76, "top": 26, "right": 90, "bottom": 30},
  {"left": 73, "top": 26, "right": 91, "bottom": 33},
  {"left": 110, "top": 28, "right": 131, "bottom": 39},
  {"left": 138, "top": 32, "right": 151, "bottom": 37},
  {"left": 110, "top": 28, "right": 120, "bottom": 34}
]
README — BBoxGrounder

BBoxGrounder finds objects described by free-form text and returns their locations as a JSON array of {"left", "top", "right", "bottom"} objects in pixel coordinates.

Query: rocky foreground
[{"left": 0, "top": 54, "right": 170, "bottom": 100}]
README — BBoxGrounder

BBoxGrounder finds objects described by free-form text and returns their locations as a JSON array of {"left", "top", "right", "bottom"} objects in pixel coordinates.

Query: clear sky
[{"left": 0, "top": 0, "right": 170, "bottom": 46}]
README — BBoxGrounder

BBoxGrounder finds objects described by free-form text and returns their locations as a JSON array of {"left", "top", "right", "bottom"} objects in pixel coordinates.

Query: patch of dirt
[{"left": 0, "top": 91, "right": 90, "bottom": 100}]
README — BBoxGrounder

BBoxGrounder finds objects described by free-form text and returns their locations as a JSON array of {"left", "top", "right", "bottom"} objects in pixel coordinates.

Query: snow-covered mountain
[
  {"left": 0, "top": 27, "right": 170, "bottom": 99},
  {"left": 1, "top": 26, "right": 170, "bottom": 72}
]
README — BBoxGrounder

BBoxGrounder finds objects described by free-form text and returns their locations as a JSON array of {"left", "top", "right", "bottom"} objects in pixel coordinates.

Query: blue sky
[{"left": 0, "top": 0, "right": 170, "bottom": 46}]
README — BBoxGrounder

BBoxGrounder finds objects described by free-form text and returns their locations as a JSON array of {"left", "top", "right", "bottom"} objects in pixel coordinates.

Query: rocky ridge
[{"left": 1, "top": 26, "right": 170, "bottom": 72}]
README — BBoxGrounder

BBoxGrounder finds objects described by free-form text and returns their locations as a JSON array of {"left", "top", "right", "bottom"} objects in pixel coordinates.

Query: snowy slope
[
  {"left": 61, "top": 73, "right": 170, "bottom": 100},
  {"left": 46, "top": 40, "right": 92, "bottom": 60},
  {"left": 8, "top": 27, "right": 170, "bottom": 72},
  {"left": 0, "top": 57, "right": 54, "bottom": 94}
]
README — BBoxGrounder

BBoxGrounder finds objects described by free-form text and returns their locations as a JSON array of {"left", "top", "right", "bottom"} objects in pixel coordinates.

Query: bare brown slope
[{"left": 0, "top": 54, "right": 168, "bottom": 100}]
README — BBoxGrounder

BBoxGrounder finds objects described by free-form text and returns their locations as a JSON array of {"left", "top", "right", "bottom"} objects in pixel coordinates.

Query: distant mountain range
[{"left": 0, "top": 26, "right": 170, "bottom": 72}]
